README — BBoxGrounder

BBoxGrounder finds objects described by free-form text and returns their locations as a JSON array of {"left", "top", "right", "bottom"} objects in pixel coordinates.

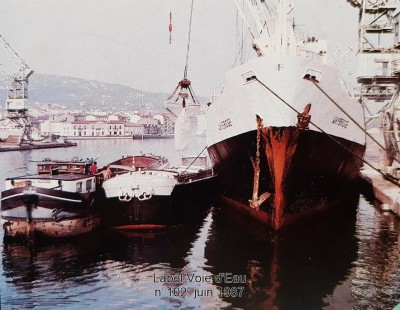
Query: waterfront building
[
  {"left": 38, "top": 111, "right": 177, "bottom": 139},
  {"left": 40, "top": 121, "right": 74, "bottom": 137},
  {"left": 72, "top": 121, "right": 126, "bottom": 137}
]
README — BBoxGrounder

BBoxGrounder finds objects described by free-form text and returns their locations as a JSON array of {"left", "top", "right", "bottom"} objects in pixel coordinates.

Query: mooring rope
[
  {"left": 310, "top": 79, "right": 400, "bottom": 166},
  {"left": 181, "top": 146, "right": 208, "bottom": 174},
  {"left": 254, "top": 77, "right": 388, "bottom": 180}
]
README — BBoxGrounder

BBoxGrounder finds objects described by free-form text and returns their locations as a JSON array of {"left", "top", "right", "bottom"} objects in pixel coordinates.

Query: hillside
[{"left": 0, "top": 73, "right": 206, "bottom": 112}]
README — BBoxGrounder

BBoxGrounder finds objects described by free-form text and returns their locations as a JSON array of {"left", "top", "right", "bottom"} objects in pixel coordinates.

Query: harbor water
[{"left": 0, "top": 138, "right": 399, "bottom": 309}]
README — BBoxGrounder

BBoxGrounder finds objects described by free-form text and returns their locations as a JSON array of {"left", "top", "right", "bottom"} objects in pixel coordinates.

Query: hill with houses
[{"left": 0, "top": 73, "right": 207, "bottom": 113}]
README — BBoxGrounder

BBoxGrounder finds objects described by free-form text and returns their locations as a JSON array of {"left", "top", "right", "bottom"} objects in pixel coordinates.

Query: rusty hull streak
[
  {"left": 3, "top": 215, "right": 100, "bottom": 239},
  {"left": 263, "top": 127, "right": 300, "bottom": 230}
]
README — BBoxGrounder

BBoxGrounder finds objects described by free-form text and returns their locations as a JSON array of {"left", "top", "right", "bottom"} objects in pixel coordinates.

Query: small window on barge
[
  {"left": 76, "top": 182, "right": 82, "bottom": 193},
  {"left": 86, "top": 179, "right": 92, "bottom": 191}
]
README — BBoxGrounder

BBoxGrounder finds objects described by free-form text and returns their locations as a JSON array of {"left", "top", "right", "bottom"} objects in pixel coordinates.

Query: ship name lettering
[
  {"left": 332, "top": 116, "right": 349, "bottom": 128},
  {"left": 219, "top": 118, "right": 232, "bottom": 131}
]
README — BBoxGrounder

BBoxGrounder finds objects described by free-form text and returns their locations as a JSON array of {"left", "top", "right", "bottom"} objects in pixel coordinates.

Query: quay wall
[{"left": 360, "top": 167, "right": 400, "bottom": 217}]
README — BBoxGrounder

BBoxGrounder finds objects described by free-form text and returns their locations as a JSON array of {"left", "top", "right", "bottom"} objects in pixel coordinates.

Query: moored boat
[
  {"left": 1, "top": 158, "right": 101, "bottom": 240},
  {"left": 206, "top": 0, "right": 366, "bottom": 231},
  {"left": 132, "top": 133, "right": 174, "bottom": 140},
  {"left": 105, "top": 153, "right": 169, "bottom": 172},
  {"left": 101, "top": 155, "right": 215, "bottom": 230}
]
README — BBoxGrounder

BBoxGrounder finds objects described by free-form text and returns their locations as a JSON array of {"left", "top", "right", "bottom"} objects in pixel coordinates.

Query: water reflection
[
  {"left": 2, "top": 234, "right": 104, "bottom": 308},
  {"left": 206, "top": 193, "right": 360, "bottom": 309},
  {"left": 0, "top": 151, "right": 32, "bottom": 186},
  {"left": 1, "top": 192, "right": 400, "bottom": 309},
  {"left": 352, "top": 198, "right": 400, "bottom": 310},
  {"left": 1, "top": 212, "right": 217, "bottom": 309},
  {"left": 104, "top": 216, "right": 207, "bottom": 268}
]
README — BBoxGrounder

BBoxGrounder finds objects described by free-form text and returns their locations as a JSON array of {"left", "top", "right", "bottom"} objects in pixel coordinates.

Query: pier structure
[{"left": 348, "top": 0, "right": 400, "bottom": 217}]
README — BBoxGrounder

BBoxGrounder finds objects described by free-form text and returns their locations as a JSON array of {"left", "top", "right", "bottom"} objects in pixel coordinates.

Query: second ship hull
[
  {"left": 101, "top": 180, "right": 214, "bottom": 230},
  {"left": 101, "top": 171, "right": 215, "bottom": 230}
]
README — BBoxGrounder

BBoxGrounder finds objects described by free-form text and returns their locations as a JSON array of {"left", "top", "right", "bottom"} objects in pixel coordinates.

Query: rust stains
[
  {"left": 296, "top": 103, "right": 312, "bottom": 130},
  {"left": 2, "top": 215, "right": 100, "bottom": 239},
  {"left": 249, "top": 116, "right": 271, "bottom": 210},
  {"left": 263, "top": 127, "right": 300, "bottom": 230}
]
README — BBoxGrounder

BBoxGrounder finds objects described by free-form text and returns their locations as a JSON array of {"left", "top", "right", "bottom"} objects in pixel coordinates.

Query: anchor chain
[
  {"left": 255, "top": 117, "right": 261, "bottom": 171},
  {"left": 249, "top": 116, "right": 271, "bottom": 210}
]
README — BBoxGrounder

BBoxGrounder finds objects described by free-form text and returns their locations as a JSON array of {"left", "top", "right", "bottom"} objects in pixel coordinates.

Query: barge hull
[
  {"left": 1, "top": 186, "right": 99, "bottom": 239},
  {"left": 1, "top": 214, "right": 100, "bottom": 239},
  {"left": 101, "top": 177, "right": 215, "bottom": 229}
]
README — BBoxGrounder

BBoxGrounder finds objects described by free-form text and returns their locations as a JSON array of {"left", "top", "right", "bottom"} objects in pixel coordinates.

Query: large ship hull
[
  {"left": 208, "top": 127, "right": 365, "bottom": 230},
  {"left": 206, "top": 53, "right": 366, "bottom": 231},
  {"left": 1, "top": 186, "right": 100, "bottom": 239}
]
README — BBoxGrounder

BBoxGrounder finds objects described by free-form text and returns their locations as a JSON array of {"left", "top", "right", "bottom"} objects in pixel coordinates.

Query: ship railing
[
  {"left": 365, "top": 3, "right": 397, "bottom": 13},
  {"left": 361, "top": 42, "right": 392, "bottom": 53},
  {"left": 364, "top": 23, "right": 394, "bottom": 33},
  {"left": 357, "top": 85, "right": 396, "bottom": 98}
]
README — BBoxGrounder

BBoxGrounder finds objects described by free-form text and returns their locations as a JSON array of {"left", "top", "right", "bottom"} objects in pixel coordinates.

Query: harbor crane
[
  {"left": 0, "top": 34, "right": 34, "bottom": 145},
  {"left": 347, "top": 0, "right": 400, "bottom": 180}
]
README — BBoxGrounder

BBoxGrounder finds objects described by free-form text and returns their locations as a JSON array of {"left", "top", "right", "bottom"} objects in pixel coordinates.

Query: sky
[{"left": 0, "top": 0, "right": 359, "bottom": 97}]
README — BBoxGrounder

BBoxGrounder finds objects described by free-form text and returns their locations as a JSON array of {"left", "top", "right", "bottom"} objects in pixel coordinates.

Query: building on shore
[{"left": 39, "top": 112, "right": 176, "bottom": 139}]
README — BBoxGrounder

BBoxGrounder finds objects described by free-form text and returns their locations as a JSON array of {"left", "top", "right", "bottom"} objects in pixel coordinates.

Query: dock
[
  {"left": 0, "top": 141, "right": 77, "bottom": 152},
  {"left": 360, "top": 166, "right": 400, "bottom": 217}
]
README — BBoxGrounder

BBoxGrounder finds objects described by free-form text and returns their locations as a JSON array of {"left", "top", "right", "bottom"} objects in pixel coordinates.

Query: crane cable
[{"left": 184, "top": 0, "right": 195, "bottom": 79}]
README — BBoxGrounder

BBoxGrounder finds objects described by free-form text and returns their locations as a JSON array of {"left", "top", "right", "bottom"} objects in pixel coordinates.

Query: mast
[{"left": 231, "top": 0, "right": 327, "bottom": 62}]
